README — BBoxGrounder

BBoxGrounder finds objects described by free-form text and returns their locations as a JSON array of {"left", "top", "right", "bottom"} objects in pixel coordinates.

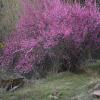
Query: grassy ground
[
  {"left": 0, "top": 72, "right": 99, "bottom": 100},
  {"left": 0, "top": 61, "right": 100, "bottom": 100},
  {"left": 87, "top": 60, "right": 100, "bottom": 73}
]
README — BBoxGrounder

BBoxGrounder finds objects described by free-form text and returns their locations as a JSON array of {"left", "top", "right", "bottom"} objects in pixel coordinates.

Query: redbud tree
[{"left": 0, "top": 0, "right": 100, "bottom": 76}]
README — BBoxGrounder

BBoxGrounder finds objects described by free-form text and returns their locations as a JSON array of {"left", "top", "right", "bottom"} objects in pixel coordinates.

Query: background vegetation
[{"left": 0, "top": 0, "right": 20, "bottom": 42}]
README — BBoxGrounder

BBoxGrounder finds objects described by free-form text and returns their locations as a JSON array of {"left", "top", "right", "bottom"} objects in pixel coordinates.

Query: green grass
[
  {"left": 0, "top": 72, "right": 98, "bottom": 100},
  {"left": 0, "top": 60, "right": 100, "bottom": 100},
  {"left": 87, "top": 60, "right": 100, "bottom": 70}
]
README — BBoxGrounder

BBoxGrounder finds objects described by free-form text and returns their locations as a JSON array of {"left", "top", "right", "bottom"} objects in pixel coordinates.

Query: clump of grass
[{"left": 85, "top": 60, "right": 100, "bottom": 74}]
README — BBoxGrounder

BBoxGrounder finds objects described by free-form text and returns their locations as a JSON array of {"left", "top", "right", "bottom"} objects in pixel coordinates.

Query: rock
[{"left": 92, "top": 90, "right": 100, "bottom": 98}]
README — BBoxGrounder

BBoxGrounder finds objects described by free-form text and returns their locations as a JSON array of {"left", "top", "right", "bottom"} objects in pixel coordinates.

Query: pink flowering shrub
[{"left": 0, "top": 0, "right": 100, "bottom": 76}]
